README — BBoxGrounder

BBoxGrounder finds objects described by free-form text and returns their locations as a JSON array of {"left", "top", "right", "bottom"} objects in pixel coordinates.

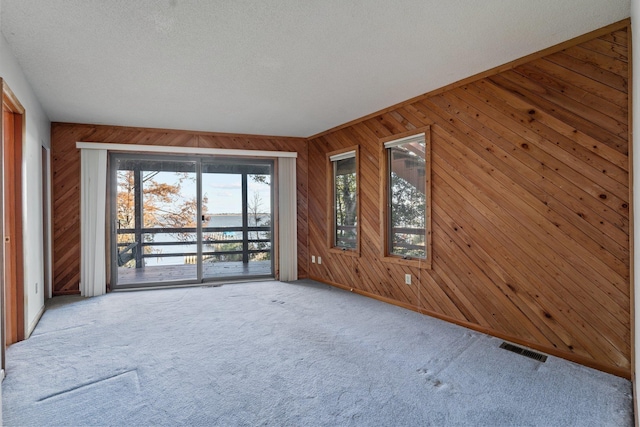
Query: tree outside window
[
  {"left": 387, "top": 136, "right": 427, "bottom": 259},
  {"left": 331, "top": 152, "right": 357, "bottom": 249},
  {"left": 115, "top": 159, "right": 201, "bottom": 267}
]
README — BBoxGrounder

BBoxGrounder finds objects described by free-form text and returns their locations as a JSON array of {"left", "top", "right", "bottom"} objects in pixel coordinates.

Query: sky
[
  {"left": 150, "top": 171, "right": 272, "bottom": 215},
  {"left": 203, "top": 173, "right": 272, "bottom": 215}
]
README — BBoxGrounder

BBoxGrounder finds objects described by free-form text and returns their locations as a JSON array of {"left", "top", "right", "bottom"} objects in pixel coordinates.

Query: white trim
[
  {"left": 384, "top": 133, "right": 425, "bottom": 149},
  {"left": 76, "top": 142, "right": 298, "bottom": 158},
  {"left": 329, "top": 150, "right": 356, "bottom": 162},
  {"left": 26, "top": 304, "right": 46, "bottom": 339}
]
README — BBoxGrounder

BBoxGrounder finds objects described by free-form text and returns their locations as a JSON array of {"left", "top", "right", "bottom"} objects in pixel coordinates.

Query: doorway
[
  {"left": 2, "top": 80, "right": 25, "bottom": 355},
  {"left": 201, "top": 160, "right": 273, "bottom": 281},
  {"left": 110, "top": 154, "right": 274, "bottom": 289}
]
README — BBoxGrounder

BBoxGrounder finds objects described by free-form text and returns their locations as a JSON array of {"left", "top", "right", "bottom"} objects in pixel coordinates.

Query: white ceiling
[{"left": 0, "top": 0, "right": 631, "bottom": 137}]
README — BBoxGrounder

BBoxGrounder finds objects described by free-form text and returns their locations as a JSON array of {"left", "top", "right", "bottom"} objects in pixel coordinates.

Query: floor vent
[{"left": 499, "top": 342, "right": 547, "bottom": 363}]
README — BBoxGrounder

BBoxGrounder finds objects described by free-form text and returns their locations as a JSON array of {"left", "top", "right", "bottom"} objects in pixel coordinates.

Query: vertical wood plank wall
[
  {"left": 307, "top": 23, "right": 631, "bottom": 377},
  {"left": 51, "top": 124, "right": 309, "bottom": 295}
]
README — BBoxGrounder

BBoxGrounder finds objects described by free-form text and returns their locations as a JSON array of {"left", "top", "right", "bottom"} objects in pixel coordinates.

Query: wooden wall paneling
[
  {"left": 459, "top": 80, "right": 629, "bottom": 200},
  {"left": 426, "top": 88, "right": 631, "bottom": 281},
  {"left": 442, "top": 123, "right": 628, "bottom": 334},
  {"left": 579, "top": 38, "right": 628, "bottom": 62},
  {"left": 435, "top": 126, "right": 629, "bottom": 361},
  {"left": 545, "top": 51, "right": 629, "bottom": 93},
  {"left": 51, "top": 126, "right": 81, "bottom": 294},
  {"left": 432, "top": 165, "right": 584, "bottom": 351},
  {"left": 432, "top": 143, "right": 626, "bottom": 366},
  {"left": 509, "top": 66, "right": 628, "bottom": 141},
  {"left": 489, "top": 72, "right": 628, "bottom": 153},
  {"left": 431, "top": 182, "right": 562, "bottom": 347},
  {"left": 415, "top": 268, "right": 465, "bottom": 320},
  {"left": 562, "top": 45, "right": 628, "bottom": 77},
  {"left": 441, "top": 86, "right": 628, "bottom": 252},
  {"left": 432, "top": 155, "right": 552, "bottom": 340},
  {"left": 432, "top": 226, "right": 519, "bottom": 333},
  {"left": 462, "top": 80, "right": 630, "bottom": 235},
  {"left": 522, "top": 58, "right": 628, "bottom": 115},
  {"left": 307, "top": 136, "right": 328, "bottom": 280},
  {"left": 463, "top": 80, "right": 630, "bottom": 226},
  {"left": 599, "top": 29, "right": 628, "bottom": 47},
  {"left": 51, "top": 124, "right": 308, "bottom": 295},
  {"left": 453, "top": 80, "right": 627, "bottom": 201},
  {"left": 307, "top": 22, "right": 631, "bottom": 377}
]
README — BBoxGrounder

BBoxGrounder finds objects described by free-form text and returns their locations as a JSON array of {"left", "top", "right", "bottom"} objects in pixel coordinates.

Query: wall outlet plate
[
  {"left": 405, "top": 274, "right": 411, "bottom": 285},
  {"left": 318, "top": 257, "right": 322, "bottom": 265},
  {"left": 312, "top": 255, "right": 316, "bottom": 263}
]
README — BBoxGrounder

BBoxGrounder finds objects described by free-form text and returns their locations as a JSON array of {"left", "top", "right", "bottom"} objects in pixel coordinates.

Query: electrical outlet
[
  {"left": 318, "top": 257, "right": 322, "bottom": 265},
  {"left": 312, "top": 255, "right": 316, "bottom": 263},
  {"left": 405, "top": 274, "right": 411, "bottom": 285}
]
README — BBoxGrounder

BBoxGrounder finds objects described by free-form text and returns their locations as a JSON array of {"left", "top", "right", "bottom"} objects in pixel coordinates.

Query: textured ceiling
[{"left": 0, "top": 0, "right": 631, "bottom": 137}]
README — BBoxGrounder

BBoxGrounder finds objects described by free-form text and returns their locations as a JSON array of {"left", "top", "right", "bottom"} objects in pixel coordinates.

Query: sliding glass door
[
  {"left": 111, "top": 154, "right": 273, "bottom": 288},
  {"left": 201, "top": 161, "right": 273, "bottom": 280}
]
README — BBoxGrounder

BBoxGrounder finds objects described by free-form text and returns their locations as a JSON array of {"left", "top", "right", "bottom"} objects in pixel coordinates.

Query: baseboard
[
  {"left": 25, "top": 304, "right": 46, "bottom": 339},
  {"left": 53, "top": 291, "right": 82, "bottom": 296},
  {"left": 310, "top": 275, "right": 630, "bottom": 379}
]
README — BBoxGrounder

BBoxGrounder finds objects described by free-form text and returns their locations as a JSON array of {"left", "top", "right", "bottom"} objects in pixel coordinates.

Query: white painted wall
[
  {"left": 0, "top": 15, "right": 51, "bottom": 337},
  {"left": 632, "top": 3, "right": 639, "bottom": 424}
]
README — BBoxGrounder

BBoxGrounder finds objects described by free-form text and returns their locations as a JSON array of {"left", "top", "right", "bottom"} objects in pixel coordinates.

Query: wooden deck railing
[
  {"left": 116, "top": 226, "right": 271, "bottom": 267},
  {"left": 391, "top": 226, "right": 426, "bottom": 254},
  {"left": 334, "top": 225, "right": 426, "bottom": 254}
]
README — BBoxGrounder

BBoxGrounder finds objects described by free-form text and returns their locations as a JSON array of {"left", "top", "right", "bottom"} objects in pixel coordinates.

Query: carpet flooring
[{"left": 2, "top": 279, "right": 633, "bottom": 426}]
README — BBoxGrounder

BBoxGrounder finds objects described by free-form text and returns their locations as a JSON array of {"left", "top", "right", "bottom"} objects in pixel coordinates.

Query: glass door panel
[
  {"left": 201, "top": 170, "right": 244, "bottom": 278},
  {"left": 112, "top": 155, "right": 274, "bottom": 288},
  {"left": 114, "top": 157, "right": 198, "bottom": 286},
  {"left": 247, "top": 173, "right": 272, "bottom": 276},
  {"left": 200, "top": 161, "right": 273, "bottom": 281}
]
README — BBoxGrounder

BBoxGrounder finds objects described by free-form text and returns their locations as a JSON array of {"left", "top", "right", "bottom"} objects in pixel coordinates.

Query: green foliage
[
  {"left": 390, "top": 172, "right": 425, "bottom": 229},
  {"left": 335, "top": 171, "right": 357, "bottom": 248},
  {"left": 390, "top": 172, "right": 426, "bottom": 258}
]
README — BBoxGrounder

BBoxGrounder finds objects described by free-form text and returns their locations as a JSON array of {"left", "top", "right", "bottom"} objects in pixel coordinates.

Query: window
[
  {"left": 383, "top": 128, "right": 431, "bottom": 265},
  {"left": 110, "top": 153, "right": 275, "bottom": 288},
  {"left": 328, "top": 147, "right": 359, "bottom": 252}
]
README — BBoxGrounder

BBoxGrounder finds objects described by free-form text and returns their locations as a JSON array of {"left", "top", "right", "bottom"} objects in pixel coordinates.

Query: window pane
[
  {"left": 388, "top": 139, "right": 426, "bottom": 258},
  {"left": 247, "top": 173, "right": 272, "bottom": 261},
  {"left": 115, "top": 158, "right": 198, "bottom": 285},
  {"left": 334, "top": 156, "right": 357, "bottom": 249}
]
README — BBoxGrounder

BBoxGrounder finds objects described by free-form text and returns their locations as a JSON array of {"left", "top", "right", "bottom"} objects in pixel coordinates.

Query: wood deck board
[{"left": 116, "top": 261, "right": 273, "bottom": 286}]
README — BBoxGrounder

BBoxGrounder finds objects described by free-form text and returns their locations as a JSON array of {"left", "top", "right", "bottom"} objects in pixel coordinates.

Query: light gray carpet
[{"left": 2, "top": 279, "right": 633, "bottom": 426}]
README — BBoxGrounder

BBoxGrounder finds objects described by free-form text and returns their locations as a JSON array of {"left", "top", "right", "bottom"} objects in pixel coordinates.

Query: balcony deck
[{"left": 116, "top": 260, "right": 273, "bottom": 286}]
